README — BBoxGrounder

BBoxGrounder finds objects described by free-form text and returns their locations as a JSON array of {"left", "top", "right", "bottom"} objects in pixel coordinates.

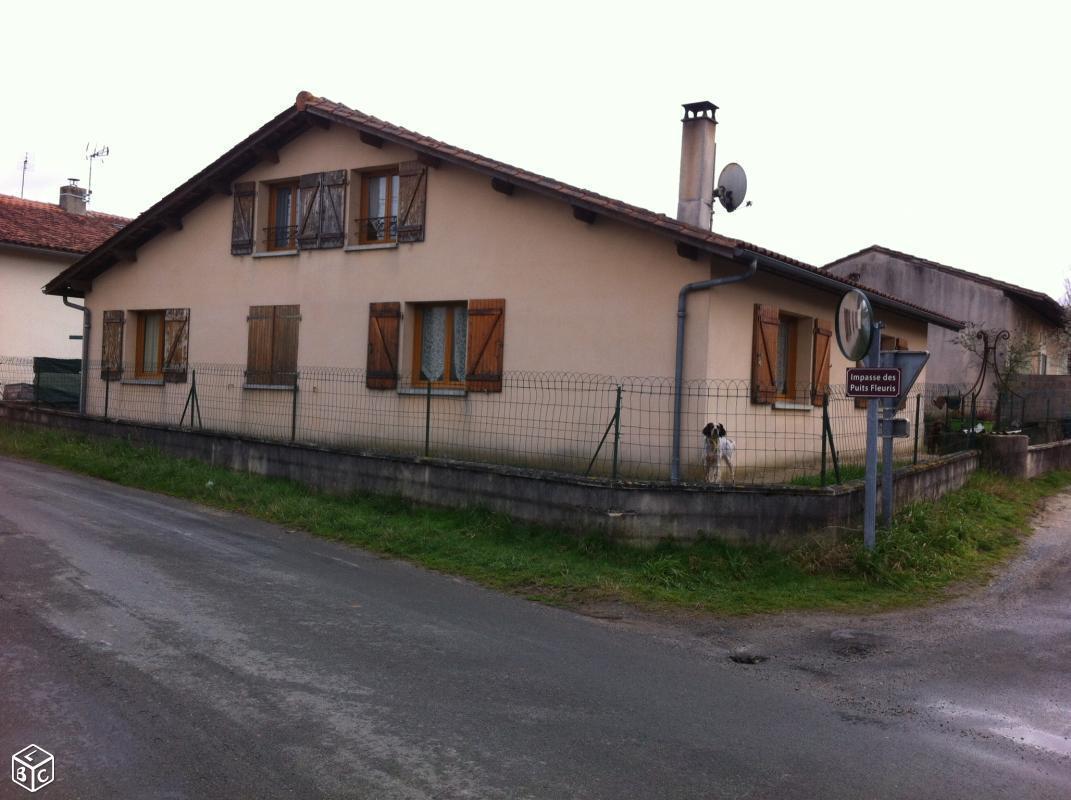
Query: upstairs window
[
  {"left": 267, "top": 180, "right": 299, "bottom": 250},
  {"left": 357, "top": 170, "right": 400, "bottom": 244}
]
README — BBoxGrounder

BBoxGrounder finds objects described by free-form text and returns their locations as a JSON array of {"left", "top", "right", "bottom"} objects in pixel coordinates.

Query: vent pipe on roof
[
  {"left": 676, "top": 101, "right": 718, "bottom": 230},
  {"left": 59, "top": 179, "right": 87, "bottom": 215}
]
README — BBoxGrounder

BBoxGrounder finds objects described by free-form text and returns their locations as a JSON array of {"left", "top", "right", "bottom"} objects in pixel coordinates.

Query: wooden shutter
[
  {"left": 318, "top": 170, "right": 347, "bottom": 249},
  {"left": 101, "top": 310, "right": 124, "bottom": 381},
  {"left": 811, "top": 318, "right": 833, "bottom": 407},
  {"left": 246, "top": 306, "right": 275, "bottom": 385},
  {"left": 162, "top": 308, "right": 190, "bottom": 383},
  {"left": 465, "top": 299, "right": 505, "bottom": 392},
  {"left": 397, "top": 160, "right": 427, "bottom": 243},
  {"left": 751, "top": 304, "right": 779, "bottom": 404},
  {"left": 366, "top": 302, "right": 401, "bottom": 390},
  {"left": 231, "top": 182, "right": 255, "bottom": 255},
  {"left": 271, "top": 305, "right": 301, "bottom": 385},
  {"left": 297, "top": 173, "right": 322, "bottom": 249}
]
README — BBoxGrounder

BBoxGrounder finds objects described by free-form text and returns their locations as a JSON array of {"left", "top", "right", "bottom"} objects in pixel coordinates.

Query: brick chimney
[
  {"left": 59, "top": 179, "right": 87, "bottom": 215},
  {"left": 676, "top": 101, "right": 718, "bottom": 230}
]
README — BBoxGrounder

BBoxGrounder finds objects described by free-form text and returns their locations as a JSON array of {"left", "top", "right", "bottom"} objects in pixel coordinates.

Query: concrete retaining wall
[
  {"left": 1, "top": 404, "right": 981, "bottom": 546},
  {"left": 1027, "top": 439, "right": 1071, "bottom": 478}
]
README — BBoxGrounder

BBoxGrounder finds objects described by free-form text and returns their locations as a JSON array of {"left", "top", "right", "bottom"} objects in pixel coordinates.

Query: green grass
[{"left": 1, "top": 424, "right": 1067, "bottom": 615}]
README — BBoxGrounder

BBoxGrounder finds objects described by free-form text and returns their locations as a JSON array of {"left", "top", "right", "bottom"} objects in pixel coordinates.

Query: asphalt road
[{"left": 1, "top": 454, "right": 1069, "bottom": 799}]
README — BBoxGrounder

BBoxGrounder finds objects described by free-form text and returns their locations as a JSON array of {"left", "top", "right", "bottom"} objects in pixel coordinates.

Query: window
[
  {"left": 412, "top": 303, "right": 468, "bottom": 386},
  {"left": 135, "top": 310, "right": 166, "bottom": 378},
  {"left": 357, "top": 170, "right": 400, "bottom": 244},
  {"left": 266, "top": 181, "right": 299, "bottom": 250},
  {"left": 1038, "top": 351, "right": 1048, "bottom": 375},
  {"left": 752, "top": 304, "right": 830, "bottom": 407},
  {"left": 246, "top": 305, "right": 300, "bottom": 387},
  {"left": 775, "top": 314, "right": 799, "bottom": 398}
]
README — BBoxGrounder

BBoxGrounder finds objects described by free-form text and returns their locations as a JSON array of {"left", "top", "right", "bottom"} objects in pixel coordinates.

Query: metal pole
[
  {"left": 424, "top": 379, "right": 432, "bottom": 457},
  {"left": 612, "top": 385, "right": 622, "bottom": 483},
  {"left": 863, "top": 322, "right": 883, "bottom": 550},
  {"left": 104, "top": 375, "right": 110, "bottom": 419},
  {"left": 913, "top": 393, "right": 921, "bottom": 464},
  {"left": 882, "top": 398, "right": 894, "bottom": 528}
]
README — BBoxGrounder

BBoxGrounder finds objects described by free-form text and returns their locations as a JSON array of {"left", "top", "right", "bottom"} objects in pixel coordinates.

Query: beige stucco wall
[
  {"left": 78, "top": 123, "right": 930, "bottom": 482},
  {"left": 1, "top": 247, "right": 81, "bottom": 358}
]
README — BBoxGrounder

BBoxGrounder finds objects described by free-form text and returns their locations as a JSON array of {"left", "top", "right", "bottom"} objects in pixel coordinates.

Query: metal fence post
[
  {"left": 424, "top": 379, "right": 432, "bottom": 458},
  {"left": 290, "top": 374, "right": 299, "bottom": 443},
  {"left": 913, "top": 393, "right": 921, "bottom": 464},
  {"left": 820, "top": 394, "right": 829, "bottom": 486},
  {"left": 612, "top": 384, "right": 622, "bottom": 483},
  {"left": 104, "top": 376, "right": 110, "bottom": 419}
]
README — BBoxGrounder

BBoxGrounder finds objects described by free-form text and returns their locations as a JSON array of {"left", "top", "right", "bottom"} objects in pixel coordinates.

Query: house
[
  {"left": 42, "top": 93, "right": 960, "bottom": 481},
  {"left": 0, "top": 184, "right": 127, "bottom": 357},
  {"left": 825, "top": 245, "right": 1068, "bottom": 397}
]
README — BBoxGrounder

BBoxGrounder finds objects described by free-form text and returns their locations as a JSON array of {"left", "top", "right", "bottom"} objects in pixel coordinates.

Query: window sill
[
  {"left": 252, "top": 249, "right": 298, "bottom": 259},
  {"left": 121, "top": 378, "right": 164, "bottom": 386},
  {"left": 344, "top": 242, "right": 398, "bottom": 252},
  {"left": 398, "top": 387, "right": 467, "bottom": 397},
  {"left": 243, "top": 384, "right": 296, "bottom": 391},
  {"left": 773, "top": 400, "right": 813, "bottom": 412}
]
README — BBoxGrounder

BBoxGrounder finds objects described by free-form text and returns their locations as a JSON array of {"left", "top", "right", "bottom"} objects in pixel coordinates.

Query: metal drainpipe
[
  {"left": 671, "top": 253, "right": 758, "bottom": 484},
  {"left": 62, "top": 295, "right": 90, "bottom": 415}
]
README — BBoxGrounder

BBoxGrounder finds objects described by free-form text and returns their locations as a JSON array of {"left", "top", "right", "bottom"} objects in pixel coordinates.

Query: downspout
[
  {"left": 671, "top": 252, "right": 758, "bottom": 484},
  {"left": 62, "top": 295, "right": 90, "bottom": 415}
]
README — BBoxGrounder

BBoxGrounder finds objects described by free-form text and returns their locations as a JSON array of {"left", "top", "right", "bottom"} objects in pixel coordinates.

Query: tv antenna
[
  {"left": 19, "top": 152, "right": 32, "bottom": 198},
  {"left": 86, "top": 144, "right": 110, "bottom": 203},
  {"left": 712, "top": 162, "right": 749, "bottom": 213}
]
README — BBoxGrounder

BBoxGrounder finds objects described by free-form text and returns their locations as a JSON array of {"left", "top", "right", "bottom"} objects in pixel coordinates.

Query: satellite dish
[
  {"left": 835, "top": 289, "right": 874, "bottom": 361},
  {"left": 714, "top": 162, "right": 747, "bottom": 212}
]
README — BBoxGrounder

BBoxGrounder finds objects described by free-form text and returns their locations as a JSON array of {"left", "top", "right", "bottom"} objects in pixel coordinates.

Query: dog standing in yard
[{"left": 702, "top": 422, "right": 736, "bottom": 485}]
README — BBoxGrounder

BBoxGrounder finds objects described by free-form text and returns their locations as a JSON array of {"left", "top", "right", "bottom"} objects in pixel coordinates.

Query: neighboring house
[
  {"left": 825, "top": 245, "right": 1068, "bottom": 396},
  {"left": 0, "top": 185, "right": 127, "bottom": 357},
  {"left": 43, "top": 93, "right": 959, "bottom": 478}
]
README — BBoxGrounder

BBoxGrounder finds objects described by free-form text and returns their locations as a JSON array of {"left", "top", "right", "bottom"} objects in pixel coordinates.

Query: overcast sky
[{"left": 3, "top": 1, "right": 1069, "bottom": 300}]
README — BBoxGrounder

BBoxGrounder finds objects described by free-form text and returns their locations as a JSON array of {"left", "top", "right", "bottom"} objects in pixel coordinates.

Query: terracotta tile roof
[
  {"left": 826, "top": 244, "right": 1064, "bottom": 327},
  {"left": 0, "top": 193, "right": 128, "bottom": 255},
  {"left": 43, "top": 91, "right": 962, "bottom": 330}
]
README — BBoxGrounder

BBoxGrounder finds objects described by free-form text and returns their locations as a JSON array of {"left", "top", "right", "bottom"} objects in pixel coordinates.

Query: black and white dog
[{"left": 701, "top": 422, "right": 736, "bottom": 485}]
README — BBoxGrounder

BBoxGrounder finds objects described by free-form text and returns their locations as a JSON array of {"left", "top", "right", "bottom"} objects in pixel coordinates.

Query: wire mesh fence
[{"left": 3, "top": 355, "right": 1067, "bottom": 486}]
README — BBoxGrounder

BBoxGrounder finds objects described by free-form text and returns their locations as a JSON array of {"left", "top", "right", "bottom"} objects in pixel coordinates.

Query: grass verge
[{"left": 1, "top": 424, "right": 1067, "bottom": 615}]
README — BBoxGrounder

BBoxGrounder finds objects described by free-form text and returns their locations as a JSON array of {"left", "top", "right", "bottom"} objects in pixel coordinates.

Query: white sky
[{"left": 3, "top": 0, "right": 1069, "bottom": 300}]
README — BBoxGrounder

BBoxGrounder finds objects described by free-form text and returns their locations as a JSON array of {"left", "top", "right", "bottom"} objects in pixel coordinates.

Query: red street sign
[{"left": 846, "top": 368, "right": 901, "bottom": 398}]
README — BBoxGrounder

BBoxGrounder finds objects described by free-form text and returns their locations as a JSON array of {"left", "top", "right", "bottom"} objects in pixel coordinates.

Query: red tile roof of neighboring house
[
  {"left": 826, "top": 245, "right": 1065, "bottom": 327},
  {"left": 0, "top": 193, "right": 128, "bottom": 256},
  {"left": 43, "top": 92, "right": 962, "bottom": 330}
]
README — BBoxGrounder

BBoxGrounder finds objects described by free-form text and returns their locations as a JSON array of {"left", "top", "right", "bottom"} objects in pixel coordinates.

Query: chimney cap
[
  {"left": 682, "top": 101, "right": 718, "bottom": 121},
  {"left": 66, "top": 177, "right": 80, "bottom": 185}
]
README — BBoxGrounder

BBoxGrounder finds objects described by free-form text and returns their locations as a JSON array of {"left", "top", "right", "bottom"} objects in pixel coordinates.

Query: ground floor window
[
  {"left": 135, "top": 310, "right": 165, "bottom": 378},
  {"left": 412, "top": 302, "right": 468, "bottom": 386}
]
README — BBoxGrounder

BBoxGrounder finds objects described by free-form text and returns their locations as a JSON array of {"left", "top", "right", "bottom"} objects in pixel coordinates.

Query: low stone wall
[
  {"left": 0, "top": 404, "right": 980, "bottom": 547},
  {"left": 1026, "top": 439, "right": 1071, "bottom": 478}
]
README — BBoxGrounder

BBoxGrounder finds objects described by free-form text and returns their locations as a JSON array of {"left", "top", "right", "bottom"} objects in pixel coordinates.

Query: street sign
[
  {"left": 846, "top": 368, "right": 901, "bottom": 398},
  {"left": 835, "top": 290, "right": 874, "bottom": 361},
  {"left": 878, "top": 350, "right": 929, "bottom": 403}
]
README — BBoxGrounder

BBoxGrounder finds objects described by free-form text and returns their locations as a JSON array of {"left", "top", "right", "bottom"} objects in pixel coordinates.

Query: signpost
[{"left": 836, "top": 290, "right": 929, "bottom": 549}]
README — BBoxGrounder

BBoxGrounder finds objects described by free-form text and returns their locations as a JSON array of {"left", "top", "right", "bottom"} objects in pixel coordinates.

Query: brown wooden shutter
[
  {"left": 297, "top": 174, "right": 322, "bottom": 249},
  {"left": 162, "top": 308, "right": 190, "bottom": 383},
  {"left": 101, "top": 310, "right": 124, "bottom": 381},
  {"left": 465, "top": 299, "right": 505, "bottom": 392},
  {"left": 231, "top": 182, "right": 255, "bottom": 255},
  {"left": 811, "top": 318, "right": 833, "bottom": 407},
  {"left": 318, "top": 170, "right": 347, "bottom": 249},
  {"left": 271, "top": 305, "right": 301, "bottom": 385},
  {"left": 397, "top": 160, "right": 427, "bottom": 243},
  {"left": 246, "top": 305, "right": 274, "bottom": 385},
  {"left": 751, "top": 304, "right": 779, "bottom": 404},
  {"left": 366, "top": 302, "right": 401, "bottom": 390}
]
